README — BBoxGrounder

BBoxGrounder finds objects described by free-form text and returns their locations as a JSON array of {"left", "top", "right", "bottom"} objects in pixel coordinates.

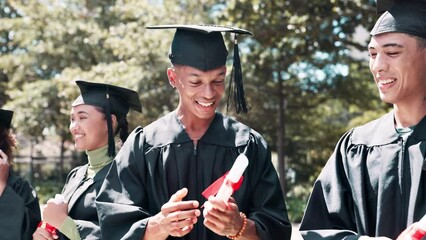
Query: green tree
[
  {"left": 217, "top": 0, "right": 388, "bottom": 201},
  {"left": 0, "top": 0, "right": 21, "bottom": 106},
  {"left": 0, "top": 0, "right": 393, "bottom": 220}
]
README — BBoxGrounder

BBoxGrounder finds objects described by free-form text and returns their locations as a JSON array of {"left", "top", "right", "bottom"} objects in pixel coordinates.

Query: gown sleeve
[
  {"left": 0, "top": 175, "right": 41, "bottom": 240},
  {"left": 242, "top": 131, "right": 293, "bottom": 240},
  {"left": 96, "top": 127, "right": 150, "bottom": 240},
  {"left": 299, "top": 130, "right": 361, "bottom": 239}
]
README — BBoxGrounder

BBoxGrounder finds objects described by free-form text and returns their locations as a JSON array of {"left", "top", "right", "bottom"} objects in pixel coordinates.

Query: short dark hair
[{"left": 416, "top": 36, "right": 426, "bottom": 49}]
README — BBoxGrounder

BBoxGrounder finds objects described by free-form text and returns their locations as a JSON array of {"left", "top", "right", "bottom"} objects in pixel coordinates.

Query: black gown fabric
[
  {"left": 96, "top": 111, "right": 292, "bottom": 240},
  {"left": 0, "top": 173, "right": 41, "bottom": 240},
  {"left": 58, "top": 163, "right": 111, "bottom": 239},
  {"left": 300, "top": 111, "right": 426, "bottom": 239}
]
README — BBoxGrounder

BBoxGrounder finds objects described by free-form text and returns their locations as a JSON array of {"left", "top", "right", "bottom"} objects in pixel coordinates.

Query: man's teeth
[
  {"left": 380, "top": 79, "right": 395, "bottom": 84},
  {"left": 198, "top": 102, "right": 213, "bottom": 107},
  {"left": 75, "top": 134, "right": 84, "bottom": 139}
]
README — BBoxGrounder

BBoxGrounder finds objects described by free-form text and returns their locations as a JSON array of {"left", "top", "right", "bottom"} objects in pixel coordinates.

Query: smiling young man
[
  {"left": 95, "top": 25, "right": 292, "bottom": 240},
  {"left": 299, "top": 0, "right": 426, "bottom": 239}
]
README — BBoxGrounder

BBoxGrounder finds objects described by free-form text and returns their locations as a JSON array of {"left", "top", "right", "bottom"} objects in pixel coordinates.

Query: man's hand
[
  {"left": 203, "top": 196, "right": 243, "bottom": 237},
  {"left": 145, "top": 188, "right": 200, "bottom": 240},
  {"left": 396, "top": 222, "right": 426, "bottom": 240}
]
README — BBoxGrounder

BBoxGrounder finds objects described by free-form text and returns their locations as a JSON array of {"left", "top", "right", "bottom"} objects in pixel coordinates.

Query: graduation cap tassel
[
  {"left": 105, "top": 90, "right": 115, "bottom": 157},
  {"left": 229, "top": 34, "right": 248, "bottom": 114}
]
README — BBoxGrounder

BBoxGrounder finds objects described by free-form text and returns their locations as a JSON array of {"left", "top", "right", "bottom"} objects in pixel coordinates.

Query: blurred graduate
[{"left": 0, "top": 108, "right": 41, "bottom": 240}]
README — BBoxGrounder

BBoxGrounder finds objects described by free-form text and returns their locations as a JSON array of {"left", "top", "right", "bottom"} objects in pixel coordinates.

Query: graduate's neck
[
  {"left": 394, "top": 98, "right": 426, "bottom": 128},
  {"left": 176, "top": 108, "right": 214, "bottom": 141}
]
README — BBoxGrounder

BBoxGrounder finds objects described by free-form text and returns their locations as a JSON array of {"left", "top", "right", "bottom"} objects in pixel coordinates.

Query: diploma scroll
[
  {"left": 215, "top": 154, "right": 249, "bottom": 201},
  {"left": 202, "top": 153, "right": 248, "bottom": 202}
]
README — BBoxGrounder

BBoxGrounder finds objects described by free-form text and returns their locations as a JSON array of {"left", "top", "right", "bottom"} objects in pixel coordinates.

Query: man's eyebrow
[
  {"left": 382, "top": 43, "right": 404, "bottom": 48},
  {"left": 72, "top": 110, "right": 89, "bottom": 116},
  {"left": 368, "top": 43, "right": 404, "bottom": 50}
]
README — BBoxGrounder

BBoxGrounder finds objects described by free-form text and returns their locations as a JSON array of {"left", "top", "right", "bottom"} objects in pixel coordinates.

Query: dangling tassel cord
[
  {"left": 227, "top": 33, "right": 248, "bottom": 114},
  {"left": 105, "top": 88, "right": 115, "bottom": 157}
]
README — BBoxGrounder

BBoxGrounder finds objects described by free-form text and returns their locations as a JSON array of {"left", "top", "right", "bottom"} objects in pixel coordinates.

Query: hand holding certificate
[
  {"left": 397, "top": 215, "right": 426, "bottom": 240},
  {"left": 202, "top": 154, "right": 250, "bottom": 237},
  {"left": 37, "top": 194, "right": 65, "bottom": 235}
]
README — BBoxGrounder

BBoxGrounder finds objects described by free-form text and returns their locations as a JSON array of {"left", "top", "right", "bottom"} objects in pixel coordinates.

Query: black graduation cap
[
  {"left": 146, "top": 24, "right": 253, "bottom": 114},
  {"left": 0, "top": 109, "right": 13, "bottom": 129},
  {"left": 72, "top": 80, "right": 142, "bottom": 156},
  {"left": 375, "top": 0, "right": 395, "bottom": 13},
  {"left": 371, "top": 0, "right": 426, "bottom": 38}
]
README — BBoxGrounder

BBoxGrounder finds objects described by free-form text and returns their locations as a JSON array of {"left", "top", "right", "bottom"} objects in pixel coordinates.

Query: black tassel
[
  {"left": 105, "top": 89, "right": 115, "bottom": 157},
  {"left": 227, "top": 34, "right": 248, "bottom": 114}
]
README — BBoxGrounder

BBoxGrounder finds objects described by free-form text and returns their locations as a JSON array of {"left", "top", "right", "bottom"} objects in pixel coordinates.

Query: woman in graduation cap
[
  {"left": 299, "top": 0, "right": 426, "bottom": 239},
  {"left": 96, "top": 25, "right": 292, "bottom": 240},
  {"left": 32, "top": 81, "right": 141, "bottom": 240},
  {"left": 0, "top": 108, "right": 41, "bottom": 240}
]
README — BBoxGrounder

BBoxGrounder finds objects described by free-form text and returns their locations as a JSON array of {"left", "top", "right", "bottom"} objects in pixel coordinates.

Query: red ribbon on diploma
[
  {"left": 37, "top": 221, "right": 57, "bottom": 235},
  {"left": 202, "top": 171, "right": 244, "bottom": 199}
]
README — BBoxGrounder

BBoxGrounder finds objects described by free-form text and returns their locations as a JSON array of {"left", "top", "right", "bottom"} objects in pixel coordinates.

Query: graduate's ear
[
  {"left": 110, "top": 114, "right": 118, "bottom": 132},
  {"left": 167, "top": 67, "right": 177, "bottom": 88}
]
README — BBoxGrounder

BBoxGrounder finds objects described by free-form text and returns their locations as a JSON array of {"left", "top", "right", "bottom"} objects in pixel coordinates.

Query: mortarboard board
[
  {"left": 371, "top": 0, "right": 426, "bottom": 38},
  {"left": 146, "top": 24, "right": 253, "bottom": 114},
  {"left": 72, "top": 80, "right": 142, "bottom": 156},
  {"left": 0, "top": 109, "right": 13, "bottom": 129}
]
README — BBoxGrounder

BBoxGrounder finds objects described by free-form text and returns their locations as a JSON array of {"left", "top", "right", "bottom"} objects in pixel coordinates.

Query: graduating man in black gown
[
  {"left": 96, "top": 25, "right": 292, "bottom": 240},
  {"left": 300, "top": 0, "right": 426, "bottom": 239}
]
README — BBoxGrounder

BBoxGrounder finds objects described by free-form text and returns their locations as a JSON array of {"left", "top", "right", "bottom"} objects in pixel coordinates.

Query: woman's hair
[
  {"left": 93, "top": 106, "right": 129, "bottom": 148},
  {"left": 0, "top": 126, "right": 17, "bottom": 163},
  {"left": 116, "top": 116, "right": 129, "bottom": 144}
]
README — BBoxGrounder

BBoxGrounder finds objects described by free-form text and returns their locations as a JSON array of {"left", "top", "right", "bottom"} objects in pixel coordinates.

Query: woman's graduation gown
[{"left": 58, "top": 163, "right": 111, "bottom": 239}]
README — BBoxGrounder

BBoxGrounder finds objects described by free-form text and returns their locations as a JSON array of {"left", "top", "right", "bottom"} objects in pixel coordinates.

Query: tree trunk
[
  {"left": 277, "top": 75, "right": 287, "bottom": 197},
  {"left": 29, "top": 139, "right": 34, "bottom": 186},
  {"left": 59, "top": 134, "right": 65, "bottom": 183}
]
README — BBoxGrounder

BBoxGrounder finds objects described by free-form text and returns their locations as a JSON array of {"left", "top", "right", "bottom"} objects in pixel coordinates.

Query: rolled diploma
[{"left": 215, "top": 154, "right": 248, "bottom": 201}]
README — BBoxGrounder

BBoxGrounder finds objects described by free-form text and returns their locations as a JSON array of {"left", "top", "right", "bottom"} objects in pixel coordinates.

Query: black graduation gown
[
  {"left": 300, "top": 111, "right": 426, "bottom": 239},
  {"left": 96, "top": 111, "right": 292, "bottom": 240},
  {"left": 0, "top": 173, "right": 41, "bottom": 240},
  {"left": 58, "top": 163, "right": 111, "bottom": 239}
]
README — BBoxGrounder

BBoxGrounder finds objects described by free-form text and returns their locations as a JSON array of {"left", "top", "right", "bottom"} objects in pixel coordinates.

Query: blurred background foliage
[{"left": 0, "top": 0, "right": 391, "bottom": 222}]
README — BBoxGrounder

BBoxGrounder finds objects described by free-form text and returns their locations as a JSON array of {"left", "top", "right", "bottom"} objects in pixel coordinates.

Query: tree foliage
[{"left": 0, "top": 0, "right": 391, "bottom": 220}]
